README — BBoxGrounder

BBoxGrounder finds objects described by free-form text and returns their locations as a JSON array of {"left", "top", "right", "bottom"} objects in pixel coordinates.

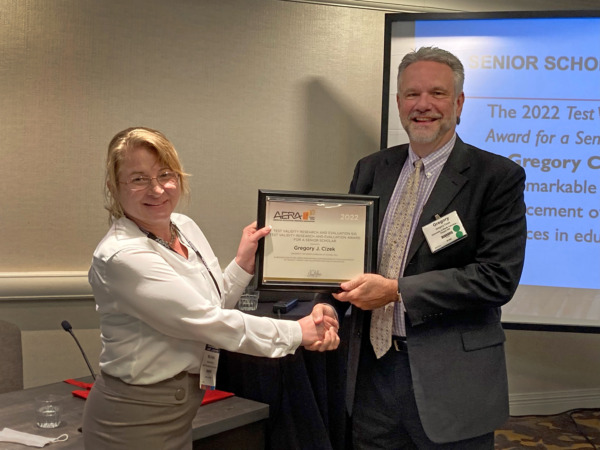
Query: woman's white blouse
[{"left": 89, "top": 214, "right": 302, "bottom": 384}]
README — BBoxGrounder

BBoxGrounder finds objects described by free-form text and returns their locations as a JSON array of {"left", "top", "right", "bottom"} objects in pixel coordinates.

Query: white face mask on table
[{"left": 0, "top": 428, "right": 68, "bottom": 447}]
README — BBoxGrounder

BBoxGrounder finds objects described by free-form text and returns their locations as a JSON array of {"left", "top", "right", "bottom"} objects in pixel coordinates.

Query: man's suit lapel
[
  {"left": 406, "top": 138, "right": 470, "bottom": 263},
  {"left": 372, "top": 145, "right": 408, "bottom": 229}
]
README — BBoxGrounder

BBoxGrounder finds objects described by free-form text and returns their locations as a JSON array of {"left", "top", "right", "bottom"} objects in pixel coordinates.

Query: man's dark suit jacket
[{"left": 320, "top": 136, "right": 527, "bottom": 444}]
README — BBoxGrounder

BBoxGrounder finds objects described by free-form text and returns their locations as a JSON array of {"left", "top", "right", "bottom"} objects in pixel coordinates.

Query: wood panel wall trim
[{"left": 0, "top": 272, "right": 92, "bottom": 301}]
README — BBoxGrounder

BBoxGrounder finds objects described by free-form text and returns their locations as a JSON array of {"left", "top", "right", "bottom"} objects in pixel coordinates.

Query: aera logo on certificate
[
  {"left": 255, "top": 190, "right": 379, "bottom": 292},
  {"left": 273, "top": 209, "right": 315, "bottom": 221}
]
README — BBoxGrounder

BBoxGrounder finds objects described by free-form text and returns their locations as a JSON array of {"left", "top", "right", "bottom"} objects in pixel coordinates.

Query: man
[{"left": 318, "top": 47, "right": 527, "bottom": 449}]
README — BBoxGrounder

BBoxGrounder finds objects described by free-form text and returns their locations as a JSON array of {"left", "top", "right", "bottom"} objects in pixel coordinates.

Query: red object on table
[{"left": 201, "top": 389, "right": 234, "bottom": 405}]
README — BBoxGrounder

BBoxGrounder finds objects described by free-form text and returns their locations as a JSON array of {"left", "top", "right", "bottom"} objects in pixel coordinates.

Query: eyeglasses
[{"left": 119, "top": 170, "right": 179, "bottom": 191}]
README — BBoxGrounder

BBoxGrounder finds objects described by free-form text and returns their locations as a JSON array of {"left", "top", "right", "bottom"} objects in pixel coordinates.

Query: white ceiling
[{"left": 282, "top": 0, "right": 600, "bottom": 13}]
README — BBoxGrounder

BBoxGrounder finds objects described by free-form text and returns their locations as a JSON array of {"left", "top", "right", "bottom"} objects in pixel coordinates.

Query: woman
[{"left": 82, "top": 127, "right": 339, "bottom": 449}]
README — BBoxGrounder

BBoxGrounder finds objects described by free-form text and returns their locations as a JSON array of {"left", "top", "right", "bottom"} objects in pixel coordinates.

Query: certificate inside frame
[{"left": 256, "top": 189, "right": 379, "bottom": 293}]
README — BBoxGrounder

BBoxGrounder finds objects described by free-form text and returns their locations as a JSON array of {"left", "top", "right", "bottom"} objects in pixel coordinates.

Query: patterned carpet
[{"left": 495, "top": 409, "right": 600, "bottom": 449}]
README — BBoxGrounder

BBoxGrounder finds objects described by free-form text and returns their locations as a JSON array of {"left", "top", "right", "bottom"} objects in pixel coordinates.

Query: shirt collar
[{"left": 407, "top": 133, "right": 456, "bottom": 176}]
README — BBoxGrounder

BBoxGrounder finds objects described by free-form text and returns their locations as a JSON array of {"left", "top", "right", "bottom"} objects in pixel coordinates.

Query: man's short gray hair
[{"left": 397, "top": 46, "right": 465, "bottom": 95}]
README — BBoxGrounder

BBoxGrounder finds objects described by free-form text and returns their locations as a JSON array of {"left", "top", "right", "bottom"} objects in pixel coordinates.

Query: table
[
  {"left": 0, "top": 378, "right": 269, "bottom": 449},
  {"left": 217, "top": 300, "right": 349, "bottom": 450}
]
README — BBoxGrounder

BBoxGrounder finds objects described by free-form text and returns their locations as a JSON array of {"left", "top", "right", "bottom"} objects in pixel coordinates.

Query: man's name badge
[
  {"left": 200, "top": 344, "right": 220, "bottom": 390},
  {"left": 422, "top": 211, "right": 467, "bottom": 253}
]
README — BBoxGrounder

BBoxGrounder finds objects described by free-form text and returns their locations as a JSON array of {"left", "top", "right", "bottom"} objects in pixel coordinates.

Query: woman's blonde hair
[{"left": 104, "top": 127, "right": 190, "bottom": 223}]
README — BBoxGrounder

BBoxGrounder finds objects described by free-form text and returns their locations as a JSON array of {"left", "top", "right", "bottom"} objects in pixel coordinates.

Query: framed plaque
[{"left": 256, "top": 190, "right": 379, "bottom": 292}]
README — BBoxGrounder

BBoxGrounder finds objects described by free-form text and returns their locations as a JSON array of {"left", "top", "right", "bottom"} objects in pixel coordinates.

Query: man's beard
[{"left": 402, "top": 114, "right": 454, "bottom": 144}]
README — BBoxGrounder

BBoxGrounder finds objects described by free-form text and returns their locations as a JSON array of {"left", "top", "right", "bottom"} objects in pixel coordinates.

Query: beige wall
[
  {"left": 1, "top": 0, "right": 382, "bottom": 272},
  {"left": 1, "top": 0, "right": 598, "bottom": 415}
]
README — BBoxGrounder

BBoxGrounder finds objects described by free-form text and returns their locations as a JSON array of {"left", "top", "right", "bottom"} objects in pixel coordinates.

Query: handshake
[{"left": 297, "top": 304, "right": 340, "bottom": 352}]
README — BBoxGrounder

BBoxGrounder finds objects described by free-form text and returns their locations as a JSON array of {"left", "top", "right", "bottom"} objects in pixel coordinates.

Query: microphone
[{"left": 61, "top": 320, "right": 96, "bottom": 381}]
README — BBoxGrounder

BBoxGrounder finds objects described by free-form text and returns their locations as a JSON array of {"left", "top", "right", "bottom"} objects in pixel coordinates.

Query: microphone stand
[{"left": 61, "top": 320, "right": 96, "bottom": 381}]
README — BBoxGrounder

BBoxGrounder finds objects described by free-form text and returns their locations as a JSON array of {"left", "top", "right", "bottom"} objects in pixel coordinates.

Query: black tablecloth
[{"left": 216, "top": 300, "right": 349, "bottom": 450}]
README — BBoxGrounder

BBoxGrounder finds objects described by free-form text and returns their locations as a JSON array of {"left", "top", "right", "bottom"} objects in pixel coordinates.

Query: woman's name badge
[
  {"left": 422, "top": 211, "right": 467, "bottom": 253},
  {"left": 200, "top": 344, "right": 220, "bottom": 390}
]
